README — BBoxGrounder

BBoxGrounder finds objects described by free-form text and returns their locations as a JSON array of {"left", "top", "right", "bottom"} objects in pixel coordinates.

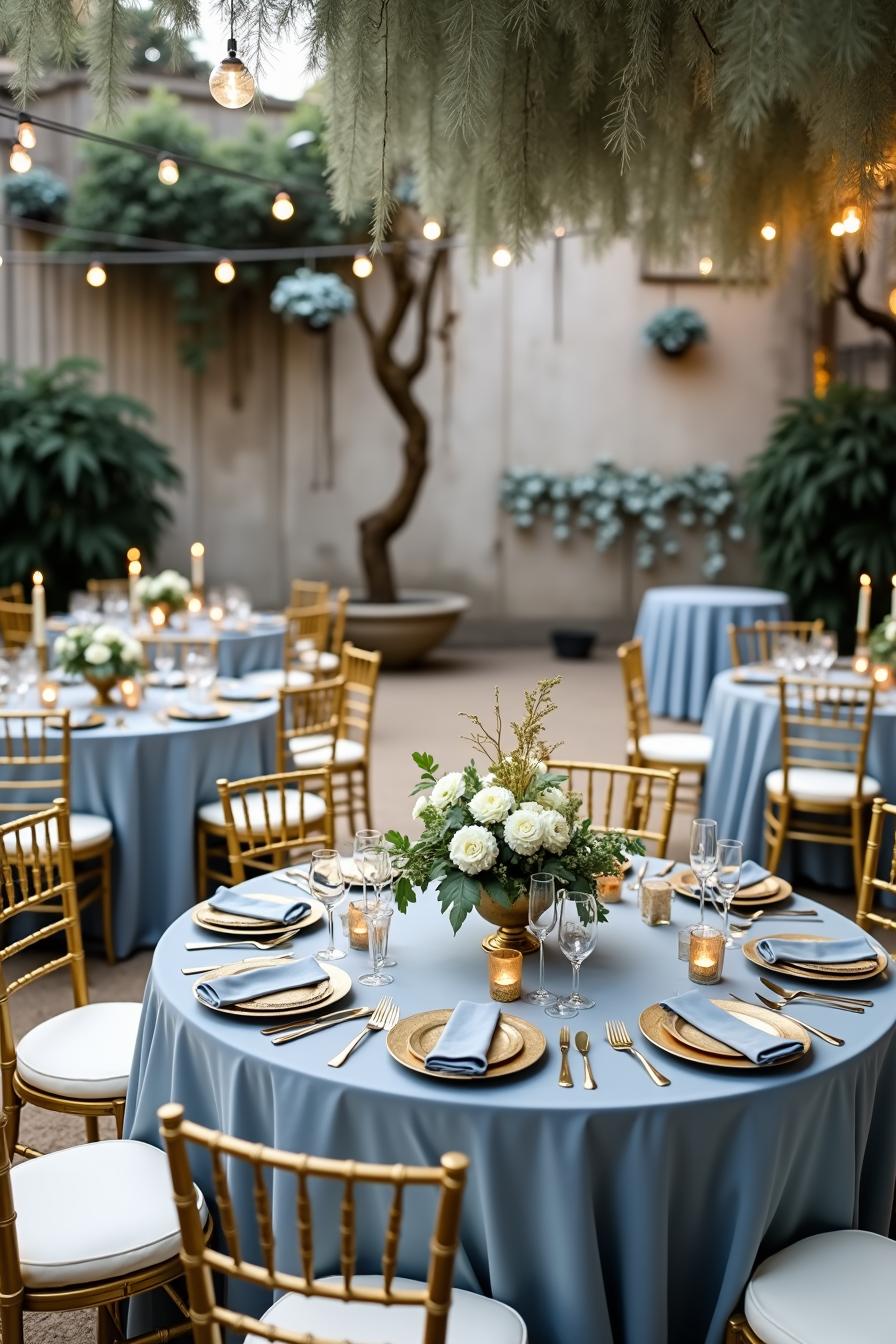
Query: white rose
[
  {"left": 93, "top": 624, "right": 120, "bottom": 643},
  {"left": 448, "top": 824, "right": 498, "bottom": 876},
  {"left": 412, "top": 795, "right": 430, "bottom": 820},
  {"left": 887, "top": 619, "right": 896, "bottom": 642},
  {"left": 503, "top": 808, "right": 544, "bottom": 856},
  {"left": 430, "top": 771, "right": 465, "bottom": 810},
  {"left": 54, "top": 635, "right": 71, "bottom": 659},
  {"left": 540, "top": 808, "right": 571, "bottom": 854},
  {"left": 520, "top": 800, "right": 545, "bottom": 813},
  {"left": 469, "top": 785, "right": 515, "bottom": 824},
  {"left": 539, "top": 786, "right": 568, "bottom": 812},
  {"left": 124, "top": 639, "right": 143, "bottom": 664},
  {"left": 84, "top": 641, "right": 111, "bottom": 666}
]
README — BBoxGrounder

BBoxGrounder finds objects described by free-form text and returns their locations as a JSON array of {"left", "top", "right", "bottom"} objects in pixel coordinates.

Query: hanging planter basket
[{"left": 644, "top": 307, "right": 708, "bottom": 359}]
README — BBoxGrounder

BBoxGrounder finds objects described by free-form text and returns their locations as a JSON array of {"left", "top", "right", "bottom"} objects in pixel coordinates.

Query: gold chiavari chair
[
  {"left": 856, "top": 796, "right": 896, "bottom": 933},
  {"left": 86, "top": 578, "right": 130, "bottom": 598},
  {"left": 140, "top": 631, "right": 220, "bottom": 672},
  {"left": 0, "top": 584, "right": 24, "bottom": 605},
  {"left": 289, "top": 577, "right": 330, "bottom": 608},
  {"left": 196, "top": 766, "right": 334, "bottom": 894},
  {"left": 763, "top": 676, "right": 878, "bottom": 896},
  {"left": 728, "top": 619, "right": 825, "bottom": 668},
  {"left": 0, "top": 710, "right": 115, "bottom": 963},
  {"left": 276, "top": 678, "right": 345, "bottom": 773},
  {"left": 616, "top": 639, "right": 711, "bottom": 804},
  {"left": 547, "top": 760, "right": 679, "bottom": 857},
  {"left": 0, "top": 802, "right": 141, "bottom": 1152},
  {"left": 0, "top": 600, "right": 31, "bottom": 650},
  {"left": 328, "top": 584, "right": 350, "bottom": 656},
  {"left": 159, "top": 1102, "right": 526, "bottom": 1344},
  {"left": 245, "top": 603, "right": 332, "bottom": 693}
]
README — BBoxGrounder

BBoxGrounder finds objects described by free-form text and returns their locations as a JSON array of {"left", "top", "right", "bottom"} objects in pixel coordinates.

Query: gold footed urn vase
[
  {"left": 85, "top": 675, "right": 117, "bottom": 706},
  {"left": 477, "top": 888, "right": 539, "bottom": 955}
]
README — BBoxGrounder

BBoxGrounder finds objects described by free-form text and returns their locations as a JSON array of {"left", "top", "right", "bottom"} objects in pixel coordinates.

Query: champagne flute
[
  {"left": 525, "top": 872, "right": 557, "bottom": 1005},
  {"left": 689, "top": 818, "right": 718, "bottom": 924},
  {"left": 359, "top": 905, "right": 393, "bottom": 987},
  {"left": 711, "top": 838, "right": 743, "bottom": 947},
  {"left": 362, "top": 844, "right": 396, "bottom": 966},
  {"left": 545, "top": 892, "right": 600, "bottom": 1018},
  {"left": 353, "top": 828, "right": 383, "bottom": 908},
  {"left": 310, "top": 848, "right": 346, "bottom": 961}
]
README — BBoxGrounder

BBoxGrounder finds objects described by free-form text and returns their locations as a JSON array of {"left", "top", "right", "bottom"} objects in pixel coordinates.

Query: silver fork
[
  {"left": 184, "top": 929, "right": 295, "bottom": 951},
  {"left": 605, "top": 1018, "right": 670, "bottom": 1086},
  {"left": 729, "top": 909, "right": 820, "bottom": 935},
  {"left": 181, "top": 954, "right": 294, "bottom": 976},
  {"left": 274, "top": 872, "right": 312, "bottom": 893},
  {"left": 730, "top": 992, "right": 844, "bottom": 1047},
  {"left": 627, "top": 860, "right": 648, "bottom": 893},
  {"left": 759, "top": 975, "right": 870, "bottom": 1011},
  {"left": 327, "top": 997, "right": 397, "bottom": 1068}
]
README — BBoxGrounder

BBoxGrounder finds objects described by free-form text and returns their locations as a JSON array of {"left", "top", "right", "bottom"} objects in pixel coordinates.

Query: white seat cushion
[
  {"left": 244, "top": 669, "right": 313, "bottom": 690},
  {"left": 765, "top": 767, "right": 881, "bottom": 804},
  {"left": 638, "top": 732, "right": 713, "bottom": 766},
  {"left": 289, "top": 734, "right": 365, "bottom": 768},
  {"left": 2, "top": 812, "right": 112, "bottom": 856},
  {"left": 11, "top": 1139, "right": 207, "bottom": 1288},
  {"left": 299, "top": 650, "right": 340, "bottom": 672},
  {"left": 16, "top": 1001, "right": 142, "bottom": 1101},
  {"left": 198, "top": 788, "right": 327, "bottom": 831},
  {"left": 245, "top": 1275, "right": 527, "bottom": 1344},
  {"left": 745, "top": 1229, "right": 896, "bottom": 1344}
]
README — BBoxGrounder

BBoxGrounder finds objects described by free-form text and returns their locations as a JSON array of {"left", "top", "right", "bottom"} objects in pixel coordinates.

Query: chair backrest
[
  {"left": 141, "top": 633, "right": 220, "bottom": 671},
  {"left": 547, "top": 759, "right": 679, "bottom": 857},
  {"left": 0, "top": 600, "right": 31, "bottom": 649},
  {"left": 0, "top": 711, "right": 71, "bottom": 822},
  {"left": 777, "top": 676, "right": 875, "bottom": 798},
  {"left": 728, "top": 619, "right": 824, "bottom": 667},
  {"left": 339, "top": 644, "right": 381, "bottom": 751},
  {"left": 858, "top": 796, "right": 896, "bottom": 933},
  {"left": 284, "top": 605, "right": 332, "bottom": 678},
  {"left": 216, "top": 767, "right": 335, "bottom": 882},
  {"left": 329, "top": 587, "right": 350, "bottom": 655},
  {"left": 616, "top": 639, "right": 651, "bottom": 752},
  {"left": 289, "top": 579, "right": 330, "bottom": 609},
  {"left": 0, "top": 585, "right": 23, "bottom": 605},
  {"left": 86, "top": 577, "right": 129, "bottom": 596},
  {"left": 158, "top": 1102, "right": 469, "bottom": 1344},
  {"left": 276, "top": 678, "right": 345, "bottom": 773}
]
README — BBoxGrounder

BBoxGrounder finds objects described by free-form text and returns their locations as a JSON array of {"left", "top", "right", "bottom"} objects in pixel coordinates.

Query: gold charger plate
[
  {"left": 193, "top": 961, "right": 351, "bottom": 1018},
  {"left": 407, "top": 1015, "right": 525, "bottom": 1067},
  {"left": 50, "top": 712, "right": 105, "bottom": 731},
  {"left": 639, "top": 1000, "right": 810, "bottom": 1071},
  {"left": 192, "top": 894, "right": 324, "bottom": 936},
  {"left": 672, "top": 867, "right": 792, "bottom": 909},
  {"left": 168, "top": 704, "right": 231, "bottom": 722},
  {"left": 742, "top": 933, "right": 887, "bottom": 983},
  {"left": 387, "top": 1010, "right": 545, "bottom": 1082}
]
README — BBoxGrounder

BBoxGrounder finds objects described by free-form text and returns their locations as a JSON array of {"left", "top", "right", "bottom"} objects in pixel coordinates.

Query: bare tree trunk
[
  {"left": 836, "top": 246, "right": 896, "bottom": 387},
  {"left": 353, "top": 238, "right": 447, "bottom": 602}
]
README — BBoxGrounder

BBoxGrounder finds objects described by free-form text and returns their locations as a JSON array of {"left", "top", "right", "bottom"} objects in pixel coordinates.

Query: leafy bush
[
  {"left": 0, "top": 359, "right": 181, "bottom": 606},
  {"left": 1, "top": 166, "right": 69, "bottom": 224},
  {"left": 743, "top": 385, "right": 896, "bottom": 640},
  {"left": 644, "top": 307, "right": 708, "bottom": 356},
  {"left": 270, "top": 268, "right": 355, "bottom": 329}
]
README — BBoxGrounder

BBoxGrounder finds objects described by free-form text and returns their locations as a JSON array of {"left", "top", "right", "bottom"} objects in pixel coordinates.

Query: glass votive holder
[
  {"left": 488, "top": 948, "right": 522, "bottom": 1002},
  {"left": 640, "top": 878, "right": 672, "bottom": 926},
  {"left": 347, "top": 899, "right": 369, "bottom": 951},
  {"left": 208, "top": 604, "right": 224, "bottom": 624},
  {"left": 118, "top": 677, "right": 142, "bottom": 710},
  {"left": 678, "top": 927, "right": 694, "bottom": 961},
  {"left": 688, "top": 924, "right": 725, "bottom": 985},
  {"left": 38, "top": 680, "right": 59, "bottom": 709},
  {"left": 596, "top": 867, "right": 623, "bottom": 903},
  {"left": 187, "top": 595, "right": 203, "bottom": 616}
]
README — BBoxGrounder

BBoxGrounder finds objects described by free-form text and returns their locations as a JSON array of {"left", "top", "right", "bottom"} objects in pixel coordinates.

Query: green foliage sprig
[{"left": 869, "top": 617, "right": 896, "bottom": 671}]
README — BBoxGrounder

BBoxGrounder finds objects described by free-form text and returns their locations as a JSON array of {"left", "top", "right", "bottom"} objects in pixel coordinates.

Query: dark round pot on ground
[
  {"left": 551, "top": 629, "right": 597, "bottom": 660},
  {"left": 344, "top": 590, "right": 471, "bottom": 668}
]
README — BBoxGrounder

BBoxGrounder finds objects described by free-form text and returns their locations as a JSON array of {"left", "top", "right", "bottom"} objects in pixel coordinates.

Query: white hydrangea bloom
[
  {"left": 539, "top": 786, "right": 568, "bottom": 812},
  {"left": 124, "top": 638, "right": 143, "bottom": 664},
  {"left": 540, "top": 809, "right": 571, "bottom": 854},
  {"left": 430, "top": 771, "right": 466, "bottom": 810},
  {"left": 84, "top": 641, "right": 111, "bottom": 666},
  {"left": 504, "top": 808, "right": 544, "bottom": 855},
  {"left": 468, "top": 785, "right": 515, "bottom": 824},
  {"left": 448, "top": 825, "right": 499, "bottom": 875}
]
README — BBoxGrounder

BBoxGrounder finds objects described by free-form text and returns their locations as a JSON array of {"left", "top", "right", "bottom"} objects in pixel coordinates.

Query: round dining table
[
  {"left": 634, "top": 585, "right": 789, "bottom": 721},
  {"left": 124, "top": 859, "right": 896, "bottom": 1344},
  {"left": 49, "top": 613, "right": 286, "bottom": 681}
]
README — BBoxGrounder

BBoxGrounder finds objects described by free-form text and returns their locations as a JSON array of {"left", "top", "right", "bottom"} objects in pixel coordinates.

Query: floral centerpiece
[
  {"left": 135, "top": 569, "right": 191, "bottom": 621},
  {"left": 869, "top": 616, "right": 896, "bottom": 682},
  {"left": 388, "top": 679, "right": 638, "bottom": 952},
  {"left": 54, "top": 624, "right": 144, "bottom": 705}
]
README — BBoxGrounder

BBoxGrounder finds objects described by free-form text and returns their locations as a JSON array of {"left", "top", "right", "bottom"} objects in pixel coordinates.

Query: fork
[
  {"left": 759, "top": 975, "right": 870, "bottom": 1011},
  {"left": 558, "top": 1025, "right": 573, "bottom": 1088},
  {"left": 730, "top": 910, "right": 821, "bottom": 936},
  {"left": 730, "top": 992, "right": 844, "bottom": 1047},
  {"left": 327, "top": 997, "right": 398, "bottom": 1068},
  {"left": 605, "top": 1018, "right": 670, "bottom": 1086},
  {"left": 184, "top": 929, "right": 296, "bottom": 951},
  {"left": 274, "top": 872, "right": 312, "bottom": 893},
  {"left": 627, "top": 860, "right": 648, "bottom": 894},
  {"left": 180, "top": 954, "right": 294, "bottom": 976},
  {"left": 268, "top": 1007, "right": 373, "bottom": 1045}
]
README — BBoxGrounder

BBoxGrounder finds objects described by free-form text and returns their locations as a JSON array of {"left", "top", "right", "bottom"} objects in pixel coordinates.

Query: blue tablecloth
[
  {"left": 49, "top": 614, "right": 285, "bottom": 680},
  {"left": 634, "top": 586, "right": 790, "bottom": 721},
  {"left": 702, "top": 670, "right": 896, "bottom": 889},
  {"left": 125, "top": 860, "right": 896, "bottom": 1344}
]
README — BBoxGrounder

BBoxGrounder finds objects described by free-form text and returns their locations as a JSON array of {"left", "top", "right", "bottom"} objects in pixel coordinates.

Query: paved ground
[{"left": 13, "top": 645, "right": 892, "bottom": 1342}]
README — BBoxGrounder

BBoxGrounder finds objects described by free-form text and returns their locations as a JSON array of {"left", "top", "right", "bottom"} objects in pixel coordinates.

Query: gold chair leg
[
  {"left": 100, "top": 845, "right": 116, "bottom": 965},
  {"left": 0, "top": 1300, "right": 25, "bottom": 1344},
  {"left": 360, "top": 764, "right": 372, "bottom": 831},
  {"left": 96, "top": 1301, "right": 119, "bottom": 1344},
  {"left": 112, "top": 1098, "right": 126, "bottom": 1139},
  {"left": 195, "top": 826, "right": 207, "bottom": 904},
  {"left": 850, "top": 803, "right": 866, "bottom": 901},
  {"left": 85, "top": 1115, "right": 101, "bottom": 1144},
  {"left": 765, "top": 797, "right": 788, "bottom": 873}
]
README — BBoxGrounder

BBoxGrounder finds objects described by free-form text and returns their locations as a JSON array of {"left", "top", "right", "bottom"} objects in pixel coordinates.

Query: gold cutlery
[
  {"left": 327, "top": 997, "right": 398, "bottom": 1068},
  {"left": 759, "top": 975, "right": 870, "bottom": 1011},
  {"left": 269, "top": 1007, "right": 374, "bottom": 1045},
  {"left": 558, "top": 1025, "right": 573, "bottom": 1087},
  {"left": 575, "top": 1030, "right": 596, "bottom": 1089},
  {"left": 627, "top": 860, "right": 648, "bottom": 893},
  {"left": 184, "top": 929, "right": 295, "bottom": 951},
  {"left": 730, "top": 992, "right": 844, "bottom": 1047},
  {"left": 180, "top": 954, "right": 293, "bottom": 976},
  {"left": 606, "top": 1018, "right": 670, "bottom": 1086}
]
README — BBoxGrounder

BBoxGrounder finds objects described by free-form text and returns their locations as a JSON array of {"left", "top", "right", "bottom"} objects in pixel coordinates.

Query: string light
[
  {"left": 157, "top": 156, "right": 179, "bottom": 185},
  {"left": 209, "top": 1, "right": 255, "bottom": 108},
  {"left": 271, "top": 190, "right": 294, "bottom": 221},
  {"left": 214, "top": 257, "right": 236, "bottom": 284},
  {"left": 16, "top": 114, "right": 36, "bottom": 150},
  {"left": 553, "top": 225, "right": 567, "bottom": 238},
  {"left": 830, "top": 220, "right": 846, "bottom": 237},
  {"left": 842, "top": 205, "right": 862, "bottom": 234},
  {"left": 492, "top": 245, "right": 513, "bottom": 268},
  {"left": 760, "top": 222, "right": 777, "bottom": 241},
  {"left": 85, "top": 261, "right": 107, "bottom": 288},
  {"left": 889, "top": 288, "right": 896, "bottom": 317},
  {"left": 698, "top": 255, "right": 713, "bottom": 276},
  {"left": 352, "top": 252, "right": 374, "bottom": 278},
  {"left": 8, "top": 140, "right": 31, "bottom": 174},
  {"left": 126, "top": 547, "right": 141, "bottom": 562},
  {"left": 422, "top": 218, "right": 442, "bottom": 241}
]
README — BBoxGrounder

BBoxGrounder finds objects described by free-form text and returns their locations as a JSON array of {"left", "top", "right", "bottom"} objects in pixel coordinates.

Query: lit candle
[
  {"left": 39, "top": 680, "right": 59, "bottom": 709},
  {"left": 891, "top": 575, "right": 896, "bottom": 619},
  {"left": 488, "top": 948, "right": 523, "bottom": 1002},
  {"left": 857, "top": 573, "right": 872, "bottom": 634},
  {"left": 873, "top": 665, "right": 893, "bottom": 690},
  {"left": 854, "top": 654, "right": 870, "bottom": 675},
  {"left": 31, "top": 571, "right": 46, "bottom": 649},
  {"left": 190, "top": 542, "right": 205, "bottom": 594},
  {"left": 208, "top": 603, "right": 224, "bottom": 624},
  {"left": 119, "top": 677, "right": 141, "bottom": 710},
  {"left": 128, "top": 558, "right": 141, "bottom": 621},
  {"left": 149, "top": 605, "right": 166, "bottom": 629},
  {"left": 347, "top": 900, "right": 370, "bottom": 950},
  {"left": 187, "top": 595, "right": 202, "bottom": 616},
  {"left": 597, "top": 871, "right": 622, "bottom": 903},
  {"left": 688, "top": 924, "right": 724, "bottom": 985}
]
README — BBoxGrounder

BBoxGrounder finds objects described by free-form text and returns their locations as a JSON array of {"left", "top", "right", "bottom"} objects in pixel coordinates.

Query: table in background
[
  {"left": 125, "top": 861, "right": 896, "bottom": 1344},
  {"left": 48, "top": 613, "right": 286, "bottom": 680},
  {"left": 634, "top": 585, "right": 789, "bottom": 721}
]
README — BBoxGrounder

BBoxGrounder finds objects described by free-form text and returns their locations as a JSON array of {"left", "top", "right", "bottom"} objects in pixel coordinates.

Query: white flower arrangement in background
[
  {"left": 55, "top": 624, "right": 144, "bottom": 681},
  {"left": 135, "top": 569, "right": 191, "bottom": 612}
]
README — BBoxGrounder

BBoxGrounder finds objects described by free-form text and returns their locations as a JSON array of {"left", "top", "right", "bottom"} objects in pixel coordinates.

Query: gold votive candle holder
[
  {"left": 208, "top": 604, "right": 224, "bottom": 624},
  {"left": 38, "top": 680, "right": 59, "bottom": 709},
  {"left": 688, "top": 924, "right": 724, "bottom": 985},
  {"left": 118, "top": 678, "right": 142, "bottom": 710},
  {"left": 347, "top": 900, "right": 369, "bottom": 951},
  {"left": 640, "top": 878, "right": 672, "bottom": 926},
  {"left": 596, "top": 867, "right": 623, "bottom": 903},
  {"left": 488, "top": 948, "right": 522, "bottom": 1002}
]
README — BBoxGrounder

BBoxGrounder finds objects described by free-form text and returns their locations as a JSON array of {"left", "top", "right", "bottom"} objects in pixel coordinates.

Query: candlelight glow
[
  {"left": 32, "top": 570, "right": 43, "bottom": 586},
  {"left": 190, "top": 542, "right": 205, "bottom": 558}
]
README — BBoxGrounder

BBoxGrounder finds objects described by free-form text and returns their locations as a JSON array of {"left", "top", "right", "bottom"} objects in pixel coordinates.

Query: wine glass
[
  {"left": 525, "top": 872, "right": 557, "bottom": 1005},
  {"left": 310, "top": 848, "right": 346, "bottom": 961},
  {"left": 361, "top": 844, "right": 396, "bottom": 965},
  {"left": 545, "top": 892, "right": 600, "bottom": 1018},
  {"left": 711, "top": 838, "right": 743, "bottom": 947},
  {"left": 359, "top": 904, "right": 393, "bottom": 987},
  {"left": 689, "top": 818, "right": 718, "bottom": 924},
  {"left": 154, "top": 640, "right": 175, "bottom": 687},
  {"left": 818, "top": 631, "right": 838, "bottom": 671},
  {"left": 353, "top": 828, "right": 383, "bottom": 908}
]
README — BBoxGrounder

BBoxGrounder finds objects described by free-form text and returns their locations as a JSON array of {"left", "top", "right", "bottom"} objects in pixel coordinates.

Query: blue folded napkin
[
  {"left": 209, "top": 886, "right": 309, "bottom": 926},
  {"left": 176, "top": 700, "right": 220, "bottom": 719},
  {"left": 195, "top": 956, "right": 327, "bottom": 1009},
  {"left": 660, "top": 990, "right": 804, "bottom": 1065},
  {"left": 425, "top": 1001, "right": 501, "bottom": 1076},
  {"left": 738, "top": 860, "right": 771, "bottom": 889},
  {"left": 756, "top": 934, "right": 878, "bottom": 966}
]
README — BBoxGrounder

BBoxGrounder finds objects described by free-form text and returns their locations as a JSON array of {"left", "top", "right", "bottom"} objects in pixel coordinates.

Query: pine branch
[{"left": 85, "top": 0, "right": 131, "bottom": 124}]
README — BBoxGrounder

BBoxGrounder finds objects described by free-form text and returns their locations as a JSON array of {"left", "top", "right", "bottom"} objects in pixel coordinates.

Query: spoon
[{"left": 575, "top": 1030, "right": 597, "bottom": 1090}]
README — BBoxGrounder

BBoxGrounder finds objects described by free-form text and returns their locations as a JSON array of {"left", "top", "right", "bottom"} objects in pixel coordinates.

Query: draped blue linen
[
  {"left": 701, "top": 670, "right": 896, "bottom": 888},
  {"left": 125, "top": 859, "right": 896, "bottom": 1344},
  {"left": 634, "top": 586, "right": 789, "bottom": 721}
]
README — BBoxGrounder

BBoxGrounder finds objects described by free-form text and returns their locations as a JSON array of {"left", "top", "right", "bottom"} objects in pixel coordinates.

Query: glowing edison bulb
[
  {"left": 352, "top": 253, "right": 374, "bottom": 279},
  {"left": 9, "top": 141, "right": 31, "bottom": 174},
  {"left": 271, "top": 191, "right": 294, "bottom": 221},
  {"left": 208, "top": 42, "right": 255, "bottom": 109},
  {"left": 214, "top": 258, "right": 236, "bottom": 284},
  {"left": 126, "top": 547, "right": 141, "bottom": 562},
  {"left": 492, "top": 245, "right": 513, "bottom": 268},
  {"left": 830, "top": 220, "right": 846, "bottom": 237},
  {"left": 17, "top": 117, "right": 36, "bottom": 150},
  {"left": 698, "top": 255, "right": 713, "bottom": 276},
  {"left": 422, "top": 218, "right": 442, "bottom": 241},
  {"left": 553, "top": 224, "right": 567, "bottom": 238},
  {"left": 760, "top": 222, "right": 777, "bottom": 241},
  {"left": 842, "top": 206, "right": 862, "bottom": 234},
  {"left": 158, "top": 156, "right": 179, "bottom": 185},
  {"left": 85, "top": 261, "right": 107, "bottom": 288}
]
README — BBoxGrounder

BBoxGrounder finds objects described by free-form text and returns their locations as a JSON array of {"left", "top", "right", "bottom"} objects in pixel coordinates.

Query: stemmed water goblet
[
  {"left": 545, "top": 892, "right": 600, "bottom": 1019},
  {"left": 689, "top": 818, "right": 718, "bottom": 924},
  {"left": 361, "top": 843, "right": 396, "bottom": 966},
  {"left": 524, "top": 872, "right": 557, "bottom": 1005},
  {"left": 710, "top": 838, "right": 743, "bottom": 947},
  {"left": 310, "top": 848, "right": 346, "bottom": 961},
  {"left": 353, "top": 828, "right": 383, "bottom": 907},
  {"left": 358, "top": 904, "right": 393, "bottom": 987}
]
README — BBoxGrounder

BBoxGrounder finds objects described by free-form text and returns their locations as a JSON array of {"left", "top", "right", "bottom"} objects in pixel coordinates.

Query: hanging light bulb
[
  {"left": 214, "top": 258, "right": 236, "bottom": 284},
  {"left": 209, "top": 1, "right": 255, "bottom": 110},
  {"left": 158, "top": 156, "right": 179, "bottom": 185},
  {"left": 830, "top": 220, "right": 846, "bottom": 237},
  {"left": 553, "top": 224, "right": 567, "bottom": 238},
  {"left": 698, "top": 255, "right": 713, "bottom": 276},
  {"left": 16, "top": 115, "right": 36, "bottom": 151},
  {"left": 492, "top": 245, "right": 513, "bottom": 268},
  {"left": 842, "top": 205, "right": 862, "bottom": 234},
  {"left": 271, "top": 190, "right": 294, "bottom": 221},
  {"left": 8, "top": 141, "right": 31, "bottom": 174},
  {"left": 352, "top": 253, "right": 374, "bottom": 279},
  {"left": 85, "top": 261, "right": 107, "bottom": 288},
  {"left": 760, "top": 222, "right": 777, "bottom": 241},
  {"left": 422, "top": 218, "right": 442, "bottom": 241}
]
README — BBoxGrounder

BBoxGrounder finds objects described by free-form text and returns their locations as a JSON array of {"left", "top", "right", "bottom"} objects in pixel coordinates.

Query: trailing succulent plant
[
  {"left": 270, "top": 268, "right": 356, "bottom": 330},
  {"left": 644, "top": 307, "right": 708, "bottom": 357}
]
